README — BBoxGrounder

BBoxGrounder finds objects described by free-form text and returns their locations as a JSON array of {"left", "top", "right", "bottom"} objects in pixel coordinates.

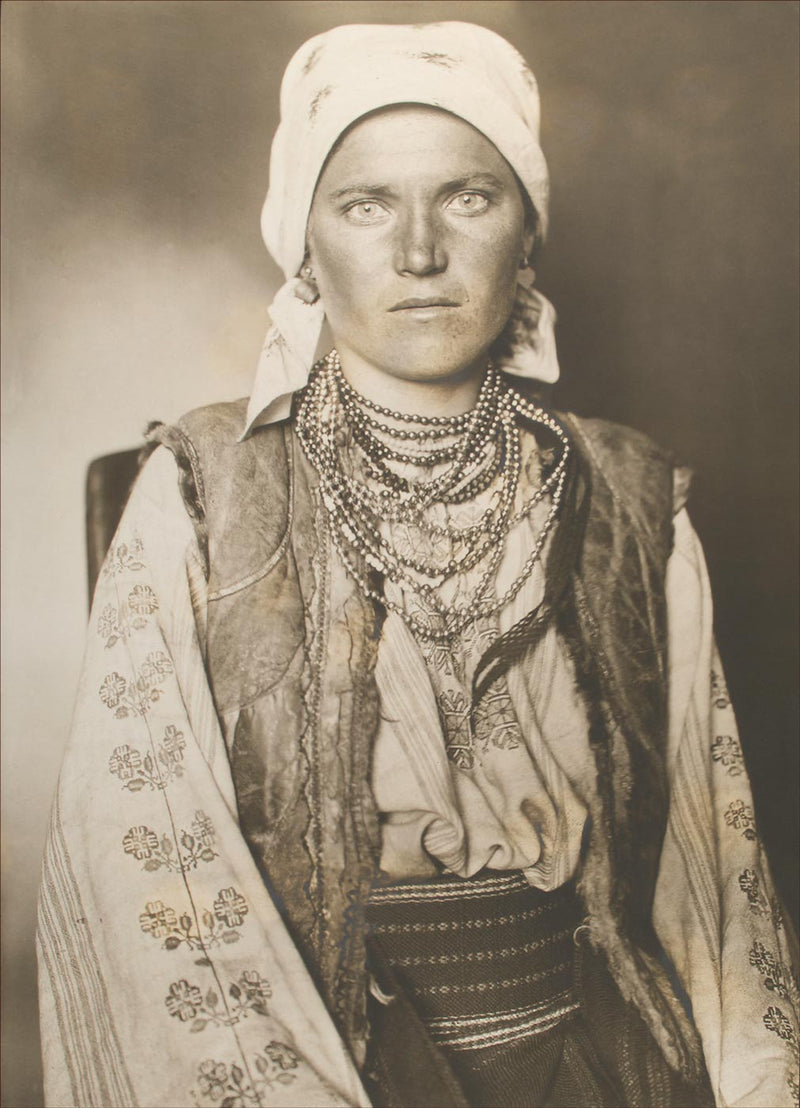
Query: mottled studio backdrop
[{"left": 2, "top": 3, "right": 797, "bottom": 1105}]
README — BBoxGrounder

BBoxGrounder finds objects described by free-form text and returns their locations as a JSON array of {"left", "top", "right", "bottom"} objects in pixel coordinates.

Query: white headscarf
[{"left": 243, "top": 21, "right": 560, "bottom": 436}]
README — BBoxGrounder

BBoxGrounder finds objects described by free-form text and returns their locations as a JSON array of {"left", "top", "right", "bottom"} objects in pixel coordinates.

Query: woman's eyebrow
[
  {"left": 328, "top": 183, "right": 397, "bottom": 201},
  {"left": 328, "top": 174, "right": 507, "bottom": 203},
  {"left": 439, "top": 174, "right": 506, "bottom": 193}
]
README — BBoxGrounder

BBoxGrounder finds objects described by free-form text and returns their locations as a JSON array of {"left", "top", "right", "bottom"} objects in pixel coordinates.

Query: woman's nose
[{"left": 394, "top": 208, "right": 448, "bottom": 277}]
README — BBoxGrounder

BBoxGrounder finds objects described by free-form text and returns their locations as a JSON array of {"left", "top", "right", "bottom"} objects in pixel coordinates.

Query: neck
[{"left": 334, "top": 347, "right": 489, "bottom": 417}]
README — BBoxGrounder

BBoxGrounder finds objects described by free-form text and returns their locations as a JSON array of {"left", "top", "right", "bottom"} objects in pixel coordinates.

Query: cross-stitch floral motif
[
  {"left": 711, "top": 734, "right": 743, "bottom": 776},
  {"left": 418, "top": 633, "right": 456, "bottom": 675},
  {"left": 402, "top": 595, "right": 454, "bottom": 672},
  {"left": 122, "top": 826, "right": 160, "bottom": 861},
  {"left": 711, "top": 669, "right": 730, "bottom": 710},
  {"left": 108, "top": 744, "right": 143, "bottom": 782},
  {"left": 738, "top": 868, "right": 761, "bottom": 906},
  {"left": 128, "top": 584, "right": 158, "bottom": 616},
  {"left": 749, "top": 940, "right": 798, "bottom": 1002},
  {"left": 140, "top": 888, "right": 249, "bottom": 951},
  {"left": 122, "top": 811, "right": 218, "bottom": 873},
  {"left": 724, "top": 800, "right": 757, "bottom": 840},
  {"left": 240, "top": 971, "right": 273, "bottom": 1002},
  {"left": 196, "top": 1059, "right": 229, "bottom": 1101},
  {"left": 161, "top": 724, "right": 186, "bottom": 763},
  {"left": 214, "top": 887, "right": 249, "bottom": 928},
  {"left": 98, "top": 653, "right": 174, "bottom": 718},
  {"left": 473, "top": 682, "right": 522, "bottom": 753},
  {"left": 763, "top": 1005, "right": 798, "bottom": 1051},
  {"left": 102, "top": 535, "right": 145, "bottom": 578},
  {"left": 108, "top": 725, "right": 186, "bottom": 792},
  {"left": 459, "top": 617, "right": 497, "bottom": 662},
  {"left": 263, "top": 1041, "right": 299, "bottom": 1071},
  {"left": 165, "top": 970, "right": 272, "bottom": 1032},
  {"left": 139, "top": 900, "right": 178, "bottom": 938},
  {"left": 193, "top": 1042, "right": 299, "bottom": 1105},
  {"left": 97, "top": 606, "right": 121, "bottom": 647},
  {"left": 97, "top": 585, "right": 159, "bottom": 648},
  {"left": 191, "top": 810, "right": 215, "bottom": 846},
  {"left": 738, "top": 868, "right": 784, "bottom": 929},
  {"left": 438, "top": 689, "right": 474, "bottom": 770},
  {"left": 99, "top": 673, "right": 128, "bottom": 710},
  {"left": 164, "top": 979, "right": 203, "bottom": 1022}
]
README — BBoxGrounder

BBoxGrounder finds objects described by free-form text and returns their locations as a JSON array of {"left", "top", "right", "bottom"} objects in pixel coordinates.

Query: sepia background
[{"left": 2, "top": 2, "right": 797, "bottom": 1104}]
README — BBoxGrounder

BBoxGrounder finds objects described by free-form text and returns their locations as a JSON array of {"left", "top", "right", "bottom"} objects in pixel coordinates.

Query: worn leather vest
[{"left": 148, "top": 398, "right": 704, "bottom": 1081}]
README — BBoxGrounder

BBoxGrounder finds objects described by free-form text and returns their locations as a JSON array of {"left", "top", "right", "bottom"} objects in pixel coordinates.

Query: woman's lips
[{"left": 388, "top": 297, "right": 460, "bottom": 319}]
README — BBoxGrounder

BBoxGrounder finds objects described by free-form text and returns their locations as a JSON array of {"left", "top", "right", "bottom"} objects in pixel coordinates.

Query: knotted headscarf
[{"left": 244, "top": 21, "right": 560, "bottom": 435}]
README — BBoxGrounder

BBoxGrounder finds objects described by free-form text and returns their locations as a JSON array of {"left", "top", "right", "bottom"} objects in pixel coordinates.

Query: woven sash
[{"left": 366, "top": 871, "right": 583, "bottom": 1053}]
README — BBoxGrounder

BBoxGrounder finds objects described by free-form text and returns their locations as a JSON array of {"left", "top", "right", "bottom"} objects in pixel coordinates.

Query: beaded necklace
[{"left": 295, "top": 350, "right": 570, "bottom": 643}]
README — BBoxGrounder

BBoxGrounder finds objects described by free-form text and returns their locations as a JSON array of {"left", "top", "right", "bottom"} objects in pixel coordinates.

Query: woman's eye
[
  {"left": 344, "top": 200, "right": 388, "bottom": 225},
  {"left": 447, "top": 191, "right": 490, "bottom": 215}
]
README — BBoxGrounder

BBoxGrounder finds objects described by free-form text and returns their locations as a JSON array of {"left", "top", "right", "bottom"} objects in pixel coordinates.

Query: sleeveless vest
[{"left": 147, "top": 399, "right": 705, "bottom": 1082}]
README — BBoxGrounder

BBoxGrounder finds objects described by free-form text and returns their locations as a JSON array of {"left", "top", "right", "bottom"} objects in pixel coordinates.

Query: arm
[
  {"left": 654, "top": 509, "right": 798, "bottom": 1108},
  {"left": 37, "top": 446, "right": 369, "bottom": 1108}
]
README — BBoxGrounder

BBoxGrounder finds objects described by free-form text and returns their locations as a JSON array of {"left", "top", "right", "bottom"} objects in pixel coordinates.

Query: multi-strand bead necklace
[{"left": 295, "top": 349, "right": 570, "bottom": 643}]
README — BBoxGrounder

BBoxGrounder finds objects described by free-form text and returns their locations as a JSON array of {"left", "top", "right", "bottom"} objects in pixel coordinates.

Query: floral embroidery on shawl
[
  {"left": 165, "top": 969, "right": 272, "bottom": 1030},
  {"left": 138, "top": 886, "right": 249, "bottom": 950},
  {"left": 739, "top": 868, "right": 785, "bottom": 928},
  {"left": 193, "top": 1042, "right": 300, "bottom": 1105},
  {"left": 711, "top": 668, "right": 730, "bottom": 709},
  {"left": 99, "top": 651, "right": 174, "bottom": 717},
  {"left": 108, "top": 724, "right": 186, "bottom": 791},
  {"left": 102, "top": 534, "right": 145, "bottom": 578},
  {"left": 723, "top": 799, "right": 757, "bottom": 840},
  {"left": 749, "top": 940, "right": 799, "bottom": 1003},
  {"left": 97, "top": 585, "right": 159, "bottom": 647},
  {"left": 711, "top": 734, "right": 743, "bottom": 775},
  {"left": 122, "top": 809, "right": 218, "bottom": 873}
]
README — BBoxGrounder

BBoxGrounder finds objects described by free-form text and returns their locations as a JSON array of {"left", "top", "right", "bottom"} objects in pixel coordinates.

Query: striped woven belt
[{"left": 366, "top": 870, "right": 584, "bottom": 1052}]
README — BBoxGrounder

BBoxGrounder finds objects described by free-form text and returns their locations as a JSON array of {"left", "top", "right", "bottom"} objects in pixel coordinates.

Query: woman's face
[{"left": 307, "top": 106, "right": 533, "bottom": 390}]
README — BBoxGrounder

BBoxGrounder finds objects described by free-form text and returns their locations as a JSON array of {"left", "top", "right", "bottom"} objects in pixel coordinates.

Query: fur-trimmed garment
[{"left": 38, "top": 402, "right": 798, "bottom": 1107}]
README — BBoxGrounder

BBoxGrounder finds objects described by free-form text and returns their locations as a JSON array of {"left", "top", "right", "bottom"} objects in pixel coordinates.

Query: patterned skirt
[{"left": 363, "top": 870, "right": 714, "bottom": 1108}]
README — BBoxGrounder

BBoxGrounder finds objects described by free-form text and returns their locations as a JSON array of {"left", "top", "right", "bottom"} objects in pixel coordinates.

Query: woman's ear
[
  {"left": 519, "top": 232, "right": 536, "bottom": 276},
  {"left": 294, "top": 248, "right": 320, "bottom": 304},
  {"left": 518, "top": 191, "right": 540, "bottom": 270}
]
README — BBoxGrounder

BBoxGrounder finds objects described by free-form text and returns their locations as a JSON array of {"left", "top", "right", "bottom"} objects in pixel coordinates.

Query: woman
[{"left": 37, "top": 21, "right": 798, "bottom": 1108}]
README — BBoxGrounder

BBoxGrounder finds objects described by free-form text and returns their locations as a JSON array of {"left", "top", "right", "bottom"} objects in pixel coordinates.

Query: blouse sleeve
[
  {"left": 653, "top": 509, "right": 799, "bottom": 1108},
  {"left": 36, "top": 446, "right": 369, "bottom": 1108}
]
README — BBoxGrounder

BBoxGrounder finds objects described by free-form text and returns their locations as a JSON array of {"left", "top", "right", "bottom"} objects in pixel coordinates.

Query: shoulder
[
  {"left": 556, "top": 410, "right": 691, "bottom": 517},
  {"left": 174, "top": 398, "right": 250, "bottom": 444},
  {"left": 145, "top": 401, "right": 293, "bottom": 576},
  {"left": 558, "top": 411, "right": 671, "bottom": 472},
  {"left": 148, "top": 399, "right": 291, "bottom": 482}
]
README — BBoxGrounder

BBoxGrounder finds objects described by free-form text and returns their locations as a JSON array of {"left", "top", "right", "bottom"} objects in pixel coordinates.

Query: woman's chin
[{"left": 359, "top": 337, "right": 490, "bottom": 385}]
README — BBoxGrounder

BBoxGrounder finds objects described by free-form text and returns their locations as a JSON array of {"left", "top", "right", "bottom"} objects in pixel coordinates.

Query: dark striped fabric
[
  {"left": 366, "top": 871, "right": 582, "bottom": 1054},
  {"left": 364, "top": 870, "right": 716, "bottom": 1108}
]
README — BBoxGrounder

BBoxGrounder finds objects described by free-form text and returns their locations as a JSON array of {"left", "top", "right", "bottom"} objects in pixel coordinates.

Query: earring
[
  {"left": 295, "top": 263, "right": 319, "bottom": 305},
  {"left": 518, "top": 254, "right": 536, "bottom": 287}
]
